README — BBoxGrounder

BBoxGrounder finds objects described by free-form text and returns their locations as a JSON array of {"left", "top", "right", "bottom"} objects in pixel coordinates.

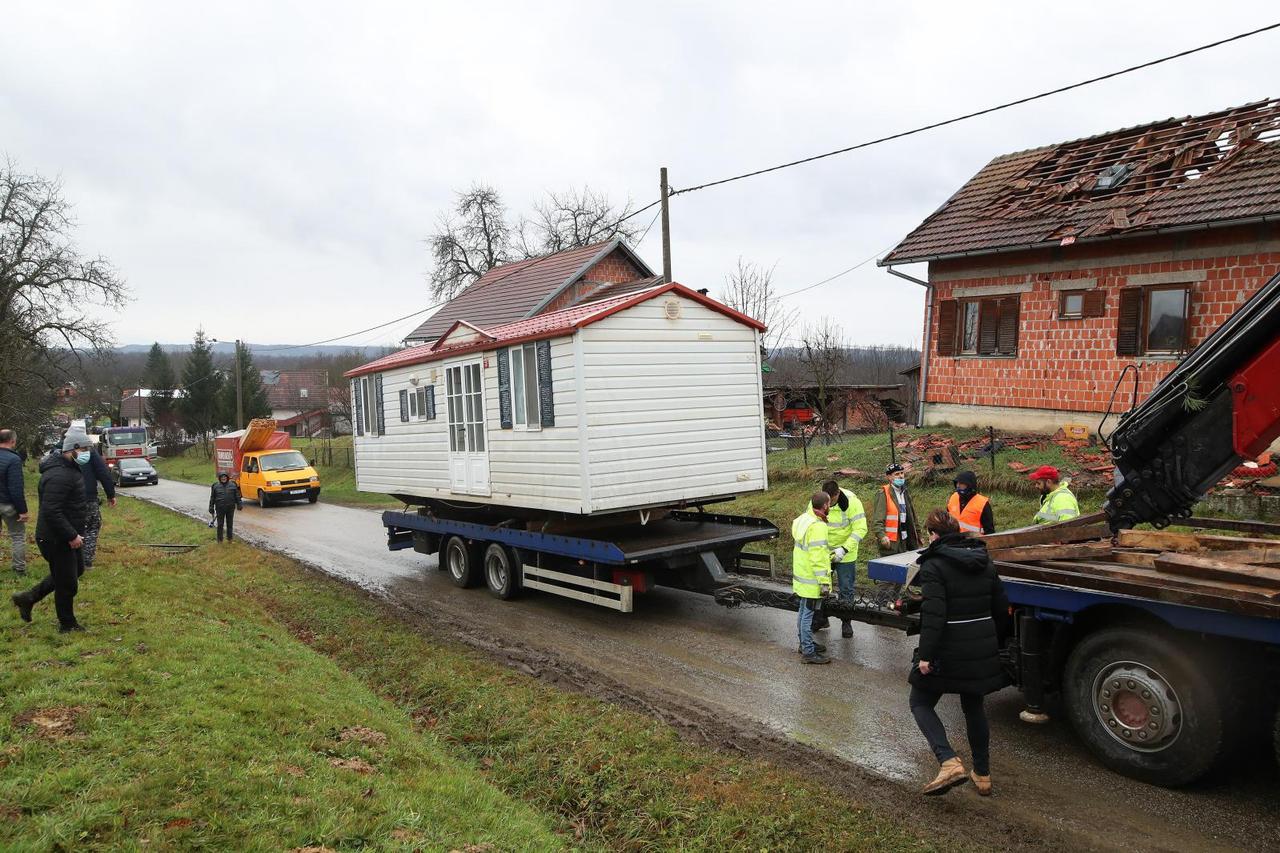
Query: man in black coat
[
  {"left": 209, "top": 472, "right": 243, "bottom": 542},
  {"left": 11, "top": 433, "right": 91, "bottom": 632},
  {"left": 909, "top": 509, "right": 1011, "bottom": 796},
  {"left": 0, "top": 428, "right": 29, "bottom": 575}
]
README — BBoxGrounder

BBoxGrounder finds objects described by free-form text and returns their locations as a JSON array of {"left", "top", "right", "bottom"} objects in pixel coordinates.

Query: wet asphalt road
[{"left": 131, "top": 481, "right": 1279, "bottom": 852}]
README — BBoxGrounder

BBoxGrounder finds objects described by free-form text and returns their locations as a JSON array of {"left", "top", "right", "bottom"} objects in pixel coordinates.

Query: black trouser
[
  {"left": 27, "top": 538, "right": 83, "bottom": 628},
  {"left": 909, "top": 686, "right": 990, "bottom": 775},
  {"left": 215, "top": 507, "right": 235, "bottom": 542}
]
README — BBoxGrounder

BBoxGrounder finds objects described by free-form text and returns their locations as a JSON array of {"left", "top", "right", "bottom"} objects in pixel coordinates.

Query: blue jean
[
  {"left": 797, "top": 597, "right": 818, "bottom": 655},
  {"left": 834, "top": 560, "right": 856, "bottom": 601}
]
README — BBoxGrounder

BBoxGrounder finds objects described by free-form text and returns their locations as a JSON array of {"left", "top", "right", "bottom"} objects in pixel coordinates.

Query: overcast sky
[{"left": 3, "top": 2, "right": 1277, "bottom": 350}]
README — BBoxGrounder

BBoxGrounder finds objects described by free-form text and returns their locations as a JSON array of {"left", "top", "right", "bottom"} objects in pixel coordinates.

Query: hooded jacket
[
  {"left": 0, "top": 446, "right": 27, "bottom": 515},
  {"left": 36, "top": 452, "right": 88, "bottom": 543},
  {"left": 909, "top": 533, "right": 1011, "bottom": 695},
  {"left": 209, "top": 478, "right": 243, "bottom": 513}
]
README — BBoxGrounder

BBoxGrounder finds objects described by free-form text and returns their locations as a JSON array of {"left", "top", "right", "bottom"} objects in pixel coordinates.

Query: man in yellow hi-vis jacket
[
  {"left": 793, "top": 491, "right": 834, "bottom": 664},
  {"left": 822, "top": 478, "right": 868, "bottom": 638}
]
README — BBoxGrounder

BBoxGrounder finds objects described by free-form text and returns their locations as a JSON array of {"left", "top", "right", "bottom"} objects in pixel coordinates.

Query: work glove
[{"left": 832, "top": 546, "right": 847, "bottom": 562}]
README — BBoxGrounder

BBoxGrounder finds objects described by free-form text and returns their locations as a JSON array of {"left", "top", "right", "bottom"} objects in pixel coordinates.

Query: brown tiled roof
[
  {"left": 260, "top": 369, "right": 329, "bottom": 411},
  {"left": 405, "top": 239, "right": 653, "bottom": 343},
  {"left": 882, "top": 99, "right": 1280, "bottom": 265},
  {"left": 572, "top": 275, "right": 664, "bottom": 305}
]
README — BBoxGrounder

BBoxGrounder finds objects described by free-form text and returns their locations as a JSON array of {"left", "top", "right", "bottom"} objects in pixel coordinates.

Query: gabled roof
[
  {"left": 346, "top": 283, "right": 764, "bottom": 378},
  {"left": 882, "top": 98, "right": 1280, "bottom": 266},
  {"left": 405, "top": 239, "right": 654, "bottom": 343},
  {"left": 260, "top": 369, "right": 329, "bottom": 411}
]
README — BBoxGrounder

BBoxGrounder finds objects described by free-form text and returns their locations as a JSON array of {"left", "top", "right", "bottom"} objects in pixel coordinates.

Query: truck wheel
[
  {"left": 1063, "top": 628, "right": 1224, "bottom": 787},
  {"left": 443, "top": 536, "right": 478, "bottom": 588},
  {"left": 483, "top": 543, "right": 520, "bottom": 600}
]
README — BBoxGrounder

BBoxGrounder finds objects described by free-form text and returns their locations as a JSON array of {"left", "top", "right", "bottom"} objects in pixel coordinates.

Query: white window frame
[
  {"left": 414, "top": 386, "right": 430, "bottom": 421},
  {"left": 361, "top": 376, "right": 377, "bottom": 437},
  {"left": 408, "top": 388, "right": 419, "bottom": 419},
  {"left": 509, "top": 342, "right": 541, "bottom": 431}
]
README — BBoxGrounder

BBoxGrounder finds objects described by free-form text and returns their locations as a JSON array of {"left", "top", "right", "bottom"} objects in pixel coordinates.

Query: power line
[
  {"left": 776, "top": 245, "right": 893, "bottom": 299},
  {"left": 669, "top": 21, "right": 1280, "bottom": 198}
]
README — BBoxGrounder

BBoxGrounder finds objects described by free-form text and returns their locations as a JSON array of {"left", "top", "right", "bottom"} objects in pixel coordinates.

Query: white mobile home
[{"left": 346, "top": 283, "right": 768, "bottom": 515}]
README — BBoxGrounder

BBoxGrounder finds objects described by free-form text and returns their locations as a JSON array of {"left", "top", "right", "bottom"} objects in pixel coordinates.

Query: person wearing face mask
[
  {"left": 873, "top": 463, "right": 922, "bottom": 553},
  {"left": 792, "top": 490, "right": 834, "bottom": 664},
  {"left": 947, "top": 470, "right": 995, "bottom": 535},
  {"left": 910, "top": 509, "right": 1011, "bottom": 796},
  {"left": 70, "top": 433, "right": 116, "bottom": 571},
  {"left": 11, "top": 433, "right": 91, "bottom": 632},
  {"left": 1029, "top": 465, "right": 1080, "bottom": 525}
]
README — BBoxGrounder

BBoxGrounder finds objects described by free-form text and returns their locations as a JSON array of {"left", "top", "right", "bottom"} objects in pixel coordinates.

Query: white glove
[{"left": 832, "top": 546, "right": 847, "bottom": 562}]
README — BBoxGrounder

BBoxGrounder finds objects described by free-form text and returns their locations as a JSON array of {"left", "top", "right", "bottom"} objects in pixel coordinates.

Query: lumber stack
[{"left": 984, "top": 518, "right": 1280, "bottom": 619}]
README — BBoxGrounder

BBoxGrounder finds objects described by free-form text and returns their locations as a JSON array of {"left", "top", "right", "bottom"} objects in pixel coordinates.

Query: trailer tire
[
  {"left": 1063, "top": 628, "right": 1224, "bottom": 787},
  {"left": 1273, "top": 705, "right": 1280, "bottom": 771},
  {"left": 443, "top": 536, "right": 479, "bottom": 588},
  {"left": 483, "top": 543, "right": 520, "bottom": 600}
]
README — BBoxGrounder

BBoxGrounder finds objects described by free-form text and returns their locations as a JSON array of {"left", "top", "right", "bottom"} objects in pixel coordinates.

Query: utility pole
[
  {"left": 659, "top": 167, "right": 672, "bottom": 283},
  {"left": 234, "top": 339, "right": 244, "bottom": 430}
]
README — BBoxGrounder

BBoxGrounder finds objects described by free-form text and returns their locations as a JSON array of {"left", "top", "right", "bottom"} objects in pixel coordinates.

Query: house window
[
  {"left": 1117, "top": 286, "right": 1191, "bottom": 356},
  {"left": 1060, "top": 292, "right": 1084, "bottom": 319},
  {"left": 936, "top": 296, "right": 1020, "bottom": 357},
  {"left": 360, "top": 376, "right": 377, "bottom": 436},
  {"left": 414, "top": 387, "right": 431, "bottom": 420},
  {"left": 509, "top": 342, "right": 541, "bottom": 429},
  {"left": 408, "top": 389, "right": 418, "bottom": 418},
  {"left": 299, "top": 388, "right": 309, "bottom": 399}
]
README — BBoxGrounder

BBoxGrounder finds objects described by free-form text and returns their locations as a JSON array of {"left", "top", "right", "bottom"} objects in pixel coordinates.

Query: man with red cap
[{"left": 1029, "top": 465, "right": 1080, "bottom": 525}]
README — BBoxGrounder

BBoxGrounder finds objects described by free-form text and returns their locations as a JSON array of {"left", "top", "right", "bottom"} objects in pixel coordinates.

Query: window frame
[
  {"left": 1142, "top": 284, "right": 1191, "bottom": 356},
  {"left": 958, "top": 301, "right": 980, "bottom": 354},
  {"left": 414, "top": 386, "right": 430, "bottom": 421},
  {"left": 947, "top": 296, "right": 1019, "bottom": 358},
  {"left": 360, "top": 376, "right": 378, "bottom": 436},
  {"left": 508, "top": 342, "right": 541, "bottom": 431},
  {"left": 1058, "top": 291, "right": 1085, "bottom": 319}
]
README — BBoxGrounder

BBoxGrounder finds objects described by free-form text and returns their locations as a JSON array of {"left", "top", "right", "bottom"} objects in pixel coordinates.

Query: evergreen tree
[
  {"left": 178, "top": 329, "right": 224, "bottom": 450},
  {"left": 143, "top": 342, "right": 178, "bottom": 442},
  {"left": 218, "top": 341, "right": 271, "bottom": 427}
]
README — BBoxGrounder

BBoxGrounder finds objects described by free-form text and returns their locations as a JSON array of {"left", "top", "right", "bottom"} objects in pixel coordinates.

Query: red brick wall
[
  {"left": 922, "top": 234, "right": 1280, "bottom": 413},
  {"left": 540, "top": 250, "right": 646, "bottom": 313}
]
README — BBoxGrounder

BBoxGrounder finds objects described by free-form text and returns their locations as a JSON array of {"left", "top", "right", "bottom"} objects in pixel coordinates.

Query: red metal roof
[
  {"left": 882, "top": 98, "right": 1280, "bottom": 266},
  {"left": 404, "top": 239, "right": 653, "bottom": 343},
  {"left": 346, "top": 283, "right": 765, "bottom": 378}
]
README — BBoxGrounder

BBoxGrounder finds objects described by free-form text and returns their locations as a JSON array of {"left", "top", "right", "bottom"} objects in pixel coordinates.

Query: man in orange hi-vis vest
[
  {"left": 872, "top": 463, "right": 922, "bottom": 553},
  {"left": 947, "top": 470, "right": 995, "bottom": 536}
]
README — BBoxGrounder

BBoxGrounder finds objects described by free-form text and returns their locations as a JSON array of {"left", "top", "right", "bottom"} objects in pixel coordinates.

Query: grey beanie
[{"left": 62, "top": 432, "right": 90, "bottom": 452}]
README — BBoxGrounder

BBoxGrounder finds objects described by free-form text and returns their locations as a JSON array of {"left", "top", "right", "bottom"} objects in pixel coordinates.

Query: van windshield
[{"left": 259, "top": 451, "right": 309, "bottom": 472}]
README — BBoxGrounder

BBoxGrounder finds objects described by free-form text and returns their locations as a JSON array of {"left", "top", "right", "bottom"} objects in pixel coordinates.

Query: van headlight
[{"left": 268, "top": 480, "right": 281, "bottom": 487}]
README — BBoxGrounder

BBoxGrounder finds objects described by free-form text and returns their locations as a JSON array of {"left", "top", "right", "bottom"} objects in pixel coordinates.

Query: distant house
[
  {"left": 119, "top": 388, "right": 185, "bottom": 430},
  {"left": 260, "top": 369, "right": 330, "bottom": 437},
  {"left": 403, "top": 238, "right": 658, "bottom": 346},
  {"left": 764, "top": 384, "right": 903, "bottom": 431},
  {"left": 881, "top": 98, "right": 1280, "bottom": 432}
]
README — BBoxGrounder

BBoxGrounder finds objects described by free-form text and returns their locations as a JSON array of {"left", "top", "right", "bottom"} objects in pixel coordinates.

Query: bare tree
[
  {"left": 793, "top": 317, "right": 849, "bottom": 466},
  {"left": 0, "top": 160, "right": 127, "bottom": 441},
  {"left": 427, "top": 184, "right": 513, "bottom": 301},
  {"left": 719, "top": 258, "right": 797, "bottom": 362},
  {"left": 515, "top": 187, "right": 640, "bottom": 257}
]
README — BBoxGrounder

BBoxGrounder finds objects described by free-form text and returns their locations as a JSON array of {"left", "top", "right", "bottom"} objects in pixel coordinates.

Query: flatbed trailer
[{"left": 867, "top": 534, "right": 1280, "bottom": 788}]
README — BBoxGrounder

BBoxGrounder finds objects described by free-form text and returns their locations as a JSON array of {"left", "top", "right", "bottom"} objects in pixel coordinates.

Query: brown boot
[
  {"left": 921, "top": 757, "right": 968, "bottom": 795},
  {"left": 970, "top": 771, "right": 992, "bottom": 796}
]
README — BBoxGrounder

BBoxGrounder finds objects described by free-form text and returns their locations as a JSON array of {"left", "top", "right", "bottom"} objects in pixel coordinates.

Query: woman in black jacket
[{"left": 910, "top": 508, "right": 1011, "bottom": 796}]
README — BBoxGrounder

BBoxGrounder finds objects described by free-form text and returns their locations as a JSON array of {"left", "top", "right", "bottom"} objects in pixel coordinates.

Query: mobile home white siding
[{"left": 579, "top": 295, "right": 767, "bottom": 512}]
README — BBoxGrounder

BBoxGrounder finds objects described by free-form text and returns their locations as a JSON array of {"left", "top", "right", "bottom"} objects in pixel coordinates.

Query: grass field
[{"left": 0, "top": 490, "right": 938, "bottom": 851}]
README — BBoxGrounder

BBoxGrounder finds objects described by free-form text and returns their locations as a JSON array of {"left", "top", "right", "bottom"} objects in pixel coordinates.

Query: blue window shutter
[
  {"left": 536, "top": 339, "right": 555, "bottom": 427},
  {"left": 352, "top": 379, "right": 364, "bottom": 437},
  {"left": 374, "top": 374, "right": 386, "bottom": 436},
  {"left": 398, "top": 389, "right": 408, "bottom": 422},
  {"left": 497, "top": 349, "right": 513, "bottom": 429},
  {"left": 426, "top": 385, "right": 437, "bottom": 420}
]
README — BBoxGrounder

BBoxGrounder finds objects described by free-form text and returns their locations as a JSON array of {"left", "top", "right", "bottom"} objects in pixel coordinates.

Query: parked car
[{"left": 114, "top": 457, "right": 159, "bottom": 486}]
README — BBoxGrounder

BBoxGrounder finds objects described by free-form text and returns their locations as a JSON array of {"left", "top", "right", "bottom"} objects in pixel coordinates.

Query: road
[{"left": 130, "top": 480, "right": 1279, "bottom": 852}]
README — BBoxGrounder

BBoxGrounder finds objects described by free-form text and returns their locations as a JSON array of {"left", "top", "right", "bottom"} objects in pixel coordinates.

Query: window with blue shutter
[
  {"left": 426, "top": 385, "right": 437, "bottom": 420},
  {"left": 399, "top": 389, "right": 408, "bottom": 422},
  {"left": 374, "top": 374, "right": 386, "bottom": 436},
  {"left": 352, "top": 379, "right": 364, "bottom": 437},
  {"left": 497, "top": 349, "right": 513, "bottom": 429},
  {"left": 536, "top": 339, "right": 555, "bottom": 427}
]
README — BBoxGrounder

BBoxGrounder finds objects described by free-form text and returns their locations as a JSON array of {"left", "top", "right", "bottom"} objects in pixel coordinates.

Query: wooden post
[{"left": 659, "top": 167, "right": 672, "bottom": 284}]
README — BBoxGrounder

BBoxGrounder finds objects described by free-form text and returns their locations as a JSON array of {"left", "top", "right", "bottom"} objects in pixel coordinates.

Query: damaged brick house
[
  {"left": 403, "top": 238, "right": 659, "bottom": 347},
  {"left": 882, "top": 98, "right": 1280, "bottom": 432}
]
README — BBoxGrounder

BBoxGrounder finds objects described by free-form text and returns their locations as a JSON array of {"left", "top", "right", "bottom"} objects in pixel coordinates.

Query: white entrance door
[{"left": 446, "top": 362, "right": 490, "bottom": 496}]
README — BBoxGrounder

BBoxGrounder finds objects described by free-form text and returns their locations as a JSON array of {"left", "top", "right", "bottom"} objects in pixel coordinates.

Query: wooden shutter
[
  {"left": 426, "top": 385, "right": 437, "bottom": 420},
  {"left": 1116, "top": 288, "right": 1142, "bottom": 356},
  {"left": 374, "top": 374, "right": 385, "bottom": 436},
  {"left": 1179, "top": 288, "right": 1193, "bottom": 352},
  {"left": 935, "top": 300, "right": 958, "bottom": 356},
  {"left": 977, "top": 300, "right": 999, "bottom": 355},
  {"left": 536, "top": 339, "right": 555, "bottom": 427},
  {"left": 996, "top": 296, "right": 1020, "bottom": 355},
  {"left": 1082, "top": 289, "right": 1107, "bottom": 318},
  {"left": 352, "top": 379, "right": 364, "bottom": 437},
  {"left": 398, "top": 389, "right": 408, "bottom": 422},
  {"left": 496, "top": 349, "right": 513, "bottom": 429}
]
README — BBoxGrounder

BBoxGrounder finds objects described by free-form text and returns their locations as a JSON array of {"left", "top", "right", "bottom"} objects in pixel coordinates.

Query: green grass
[
  {"left": 153, "top": 436, "right": 396, "bottom": 509},
  {"left": 0, "top": 489, "right": 939, "bottom": 851}
]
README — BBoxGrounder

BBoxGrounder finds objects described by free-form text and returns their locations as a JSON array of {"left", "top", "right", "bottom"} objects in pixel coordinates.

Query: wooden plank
[
  {"left": 1116, "top": 529, "right": 1280, "bottom": 557},
  {"left": 995, "top": 561, "right": 1278, "bottom": 618},
  {"left": 1153, "top": 552, "right": 1280, "bottom": 590},
  {"left": 1186, "top": 516, "right": 1280, "bottom": 537},
  {"left": 1104, "top": 550, "right": 1158, "bottom": 568},
  {"left": 981, "top": 522, "right": 1111, "bottom": 550},
  {"left": 1037, "top": 560, "right": 1280, "bottom": 602},
  {"left": 989, "top": 541, "right": 1115, "bottom": 563}
]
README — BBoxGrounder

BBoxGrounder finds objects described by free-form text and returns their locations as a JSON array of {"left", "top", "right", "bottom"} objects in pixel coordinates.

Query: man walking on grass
[
  {"left": 11, "top": 433, "right": 90, "bottom": 633},
  {"left": 0, "top": 429, "right": 29, "bottom": 575}
]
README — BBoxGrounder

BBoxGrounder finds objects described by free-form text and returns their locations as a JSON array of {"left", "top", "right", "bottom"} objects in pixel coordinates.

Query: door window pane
[
  {"left": 511, "top": 347, "right": 526, "bottom": 427},
  {"left": 1146, "top": 288, "right": 1188, "bottom": 353},
  {"left": 522, "top": 343, "right": 539, "bottom": 427},
  {"left": 961, "top": 302, "right": 980, "bottom": 353}
]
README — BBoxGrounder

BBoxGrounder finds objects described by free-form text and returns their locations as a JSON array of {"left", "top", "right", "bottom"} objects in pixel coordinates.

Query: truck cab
[{"left": 239, "top": 449, "right": 321, "bottom": 506}]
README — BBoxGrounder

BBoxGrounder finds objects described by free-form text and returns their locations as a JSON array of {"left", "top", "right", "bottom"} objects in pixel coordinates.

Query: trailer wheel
[
  {"left": 483, "top": 543, "right": 520, "bottom": 600},
  {"left": 1063, "top": 628, "right": 1224, "bottom": 787},
  {"left": 443, "top": 536, "right": 478, "bottom": 588},
  {"left": 1273, "top": 705, "right": 1280, "bottom": 771}
]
